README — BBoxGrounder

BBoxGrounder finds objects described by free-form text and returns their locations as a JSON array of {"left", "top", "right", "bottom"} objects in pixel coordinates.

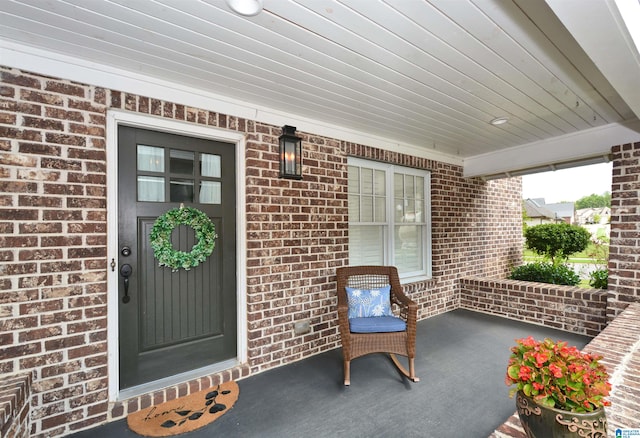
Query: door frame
[{"left": 106, "top": 110, "right": 247, "bottom": 401}]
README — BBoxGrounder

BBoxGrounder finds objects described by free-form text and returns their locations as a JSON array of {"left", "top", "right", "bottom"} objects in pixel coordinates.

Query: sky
[{"left": 521, "top": 162, "right": 612, "bottom": 204}]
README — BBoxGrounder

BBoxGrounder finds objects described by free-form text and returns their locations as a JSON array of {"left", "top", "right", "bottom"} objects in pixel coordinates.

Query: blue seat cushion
[{"left": 349, "top": 316, "right": 407, "bottom": 333}]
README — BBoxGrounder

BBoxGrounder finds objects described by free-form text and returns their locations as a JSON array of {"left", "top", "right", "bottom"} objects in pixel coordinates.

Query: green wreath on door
[{"left": 150, "top": 206, "right": 217, "bottom": 271}]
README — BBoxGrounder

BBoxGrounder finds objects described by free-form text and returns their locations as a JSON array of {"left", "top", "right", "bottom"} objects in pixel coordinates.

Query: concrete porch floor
[{"left": 71, "top": 309, "right": 590, "bottom": 438}]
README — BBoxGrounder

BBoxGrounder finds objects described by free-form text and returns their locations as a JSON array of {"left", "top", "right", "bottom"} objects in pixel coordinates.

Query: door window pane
[
  {"left": 201, "top": 154, "right": 221, "bottom": 178},
  {"left": 170, "top": 150, "right": 194, "bottom": 175},
  {"left": 170, "top": 179, "right": 194, "bottom": 202},
  {"left": 137, "top": 145, "right": 164, "bottom": 172},
  {"left": 199, "top": 181, "right": 221, "bottom": 204},
  {"left": 138, "top": 176, "right": 165, "bottom": 202}
]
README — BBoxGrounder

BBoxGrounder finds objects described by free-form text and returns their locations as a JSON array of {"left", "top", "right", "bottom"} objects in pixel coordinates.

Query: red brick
[
  {"left": 1, "top": 71, "right": 42, "bottom": 88},
  {"left": 44, "top": 81, "right": 85, "bottom": 97},
  {"left": 0, "top": 342, "right": 41, "bottom": 358},
  {"left": 19, "top": 222, "right": 63, "bottom": 234},
  {"left": 1, "top": 262, "right": 37, "bottom": 275},
  {"left": 18, "top": 352, "right": 64, "bottom": 368},
  {"left": 45, "top": 132, "right": 86, "bottom": 146},
  {"left": 18, "top": 195, "right": 63, "bottom": 208},
  {"left": 0, "top": 209, "right": 38, "bottom": 220},
  {"left": 40, "top": 157, "right": 82, "bottom": 171},
  {"left": 0, "top": 181, "right": 38, "bottom": 194},
  {"left": 19, "top": 89, "right": 64, "bottom": 106}
]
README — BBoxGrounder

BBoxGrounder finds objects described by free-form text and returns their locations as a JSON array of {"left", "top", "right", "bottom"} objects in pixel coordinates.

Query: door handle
[{"left": 120, "top": 263, "right": 133, "bottom": 303}]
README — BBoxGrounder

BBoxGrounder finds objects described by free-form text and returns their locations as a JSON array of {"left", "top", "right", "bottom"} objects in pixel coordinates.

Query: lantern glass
[{"left": 279, "top": 125, "right": 302, "bottom": 180}]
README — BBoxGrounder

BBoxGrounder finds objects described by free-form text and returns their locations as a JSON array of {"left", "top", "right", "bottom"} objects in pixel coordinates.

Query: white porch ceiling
[{"left": 1, "top": 0, "right": 639, "bottom": 178}]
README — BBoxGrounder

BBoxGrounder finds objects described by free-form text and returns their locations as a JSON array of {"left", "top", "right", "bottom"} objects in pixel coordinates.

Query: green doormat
[{"left": 127, "top": 381, "right": 239, "bottom": 436}]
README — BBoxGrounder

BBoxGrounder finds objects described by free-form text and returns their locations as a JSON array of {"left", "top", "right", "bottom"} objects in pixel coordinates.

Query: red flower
[
  {"left": 518, "top": 365, "right": 532, "bottom": 381},
  {"left": 505, "top": 337, "right": 610, "bottom": 413},
  {"left": 548, "top": 363, "right": 563, "bottom": 378},
  {"left": 533, "top": 352, "right": 548, "bottom": 367},
  {"left": 568, "top": 363, "right": 583, "bottom": 373}
]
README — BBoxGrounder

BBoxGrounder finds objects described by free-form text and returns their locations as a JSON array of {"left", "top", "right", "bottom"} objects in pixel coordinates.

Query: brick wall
[
  {"left": 0, "top": 372, "right": 32, "bottom": 438},
  {"left": 608, "top": 141, "right": 640, "bottom": 318},
  {"left": 0, "top": 66, "right": 524, "bottom": 437},
  {"left": 1, "top": 68, "right": 110, "bottom": 437},
  {"left": 460, "top": 277, "right": 608, "bottom": 337},
  {"left": 431, "top": 166, "right": 523, "bottom": 281}
]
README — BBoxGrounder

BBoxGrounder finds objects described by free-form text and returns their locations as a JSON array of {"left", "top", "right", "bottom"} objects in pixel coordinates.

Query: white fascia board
[
  {"left": 463, "top": 119, "right": 640, "bottom": 178},
  {"left": 0, "top": 40, "right": 462, "bottom": 167},
  {"left": 0, "top": 40, "right": 255, "bottom": 121},
  {"left": 546, "top": 0, "right": 640, "bottom": 120}
]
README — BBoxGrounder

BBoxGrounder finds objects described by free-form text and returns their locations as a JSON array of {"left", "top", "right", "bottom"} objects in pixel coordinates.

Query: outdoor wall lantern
[{"left": 279, "top": 125, "right": 303, "bottom": 180}]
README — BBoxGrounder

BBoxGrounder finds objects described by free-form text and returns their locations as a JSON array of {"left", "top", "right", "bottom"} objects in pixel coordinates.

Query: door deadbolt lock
[{"left": 121, "top": 246, "right": 132, "bottom": 257}]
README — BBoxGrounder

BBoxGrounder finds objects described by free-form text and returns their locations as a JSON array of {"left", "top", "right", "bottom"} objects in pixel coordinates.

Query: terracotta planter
[{"left": 515, "top": 391, "right": 607, "bottom": 438}]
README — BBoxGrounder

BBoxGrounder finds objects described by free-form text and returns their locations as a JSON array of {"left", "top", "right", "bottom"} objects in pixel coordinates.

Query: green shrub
[
  {"left": 524, "top": 223, "right": 591, "bottom": 264},
  {"left": 589, "top": 269, "right": 608, "bottom": 289},
  {"left": 509, "top": 262, "right": 580, "bottom": 286}
]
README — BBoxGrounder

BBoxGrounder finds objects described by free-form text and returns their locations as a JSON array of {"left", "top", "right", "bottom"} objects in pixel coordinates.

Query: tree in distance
[{"left": 575, "top": 192, "right": 611, "bottom": 209}]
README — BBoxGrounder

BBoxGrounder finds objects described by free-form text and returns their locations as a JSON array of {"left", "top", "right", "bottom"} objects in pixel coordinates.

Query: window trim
[{"left": 348, "top": 157, "right": 432, "bottom": 280}]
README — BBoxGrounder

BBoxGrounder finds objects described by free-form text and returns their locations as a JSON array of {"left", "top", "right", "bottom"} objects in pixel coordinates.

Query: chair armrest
[
  {"left": 390, "top": 287, "right": 418, "bottom": 331},
  {"left": 337, "top": 304, "right": 351, "bottom": 331},
  {"left": 391, "top": 289, "right": 415, "bottom": 308}
]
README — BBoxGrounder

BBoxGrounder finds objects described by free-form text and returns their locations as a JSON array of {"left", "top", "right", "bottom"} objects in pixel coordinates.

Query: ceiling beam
[
  {"left": 463, "top": 118, "right": 640, "bottom": 178},
  {"left": 545, "top": 0, "right": 640, "bottom": 120}
]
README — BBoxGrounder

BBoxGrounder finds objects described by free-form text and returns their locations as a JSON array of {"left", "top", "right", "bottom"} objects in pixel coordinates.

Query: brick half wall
[{"left": 459, "top": 277, "right": 608, "bottom": 337}]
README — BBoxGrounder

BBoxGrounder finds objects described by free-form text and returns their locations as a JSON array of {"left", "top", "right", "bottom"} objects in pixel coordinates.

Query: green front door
[{"left": 118, "top": 126, "right": 236, "bottom": 390}]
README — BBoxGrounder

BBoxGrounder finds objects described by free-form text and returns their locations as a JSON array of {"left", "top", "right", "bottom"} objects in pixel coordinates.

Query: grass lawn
[{"left": 523, "top": 252, "right": 600, "bottom": 264}]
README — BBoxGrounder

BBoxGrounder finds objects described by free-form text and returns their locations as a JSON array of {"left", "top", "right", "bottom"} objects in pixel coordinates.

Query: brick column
[{"left": 608, "top": 141, "right": 640, "bottom": 318}]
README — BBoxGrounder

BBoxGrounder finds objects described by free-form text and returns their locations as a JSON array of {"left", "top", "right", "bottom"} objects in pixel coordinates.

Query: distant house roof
[
  {"left": 524, "top": 199, "right": 556, "bottom": 220},
  {"left": 524, "top": 198, "right": 575, "bottom": 222},
  {"left": 544, "top": 202, "right": 575, "bottom": 220}
]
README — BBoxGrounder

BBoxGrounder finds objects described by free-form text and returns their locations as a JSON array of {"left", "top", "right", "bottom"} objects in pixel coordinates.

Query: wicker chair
[{"left": 336, "top": 265, "right": 419, "bottom": 386}]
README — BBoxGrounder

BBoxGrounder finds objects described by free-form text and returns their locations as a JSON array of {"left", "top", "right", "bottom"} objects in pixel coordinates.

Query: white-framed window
[{"left": 348, "top": 157, "right": 432, "bottom": 280}]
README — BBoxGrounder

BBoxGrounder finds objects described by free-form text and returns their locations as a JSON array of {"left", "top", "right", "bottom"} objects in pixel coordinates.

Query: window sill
[{"left": 400, "top": 275, "right": 433, "bottom": 285}]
